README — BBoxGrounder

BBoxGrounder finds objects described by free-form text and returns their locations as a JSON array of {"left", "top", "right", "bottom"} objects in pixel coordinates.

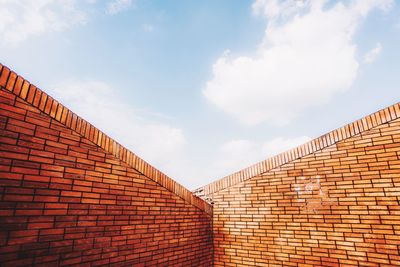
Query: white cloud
[
  {"left": 0, "top": 0, "right": 87, "bottom": 45},
  {"left": 203, "top": 0, "right": 393, "bottom": 125},
  {"left": 262, "top": 136, "right": 311, "bottom": 157},
  {"left": 50, "top": 80, "right": 186, "bottom": 178},
  {"left": 214, "top": 136, "right": 311, "bottom": 178},
  {"left": 106, "top": 0, "right": 133, "bottom": 15},
  {"left": 217, "top": 140, "right": 260, "bottom": 172},
  {"left": 48, "top": 78, "right": 312, "bottom": 188},
  {"left": 363, "top": 42, "right": 382, "bottom": 63}
]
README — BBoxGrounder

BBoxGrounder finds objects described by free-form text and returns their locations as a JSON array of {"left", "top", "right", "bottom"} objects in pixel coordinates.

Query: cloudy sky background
[{"left": 1, "top": 0, "right": 399, "bottom": 189}]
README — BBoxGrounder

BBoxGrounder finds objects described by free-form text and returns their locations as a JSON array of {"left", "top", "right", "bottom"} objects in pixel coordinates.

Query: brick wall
[
  {"left": 206, "top": 108, "right": 400, "bottom": 266},
  {"left": 2, "top": 63, "right": 400, "bottom": 267},
  {"left": 0, "top": 64, "right": 213, "bottom": 266}
]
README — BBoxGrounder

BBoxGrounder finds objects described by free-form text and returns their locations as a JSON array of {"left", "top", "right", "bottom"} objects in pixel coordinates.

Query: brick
[
  {"left": 0, "top": 66, "right": 10, "bottom": 87},
  {"left": 3, "top": 194, "right": 33, "bottom": 202},
  {"left": 10, "top": 166, "right": 39, "bottom": 175},
  {"left": 13, "top": 76, "right": 24, "bottom": 95},
  {"left": 5, "top": 71, "right": 17, "bottom": 90},
  {"left": 28, "top": 222, "right": 54, "bottom": 229},
  {"left": 8, "top": 236, "right": 37, "bottom": 245},
  {"left": 19, "top": 81, "right": 30, "bottom": 99}
]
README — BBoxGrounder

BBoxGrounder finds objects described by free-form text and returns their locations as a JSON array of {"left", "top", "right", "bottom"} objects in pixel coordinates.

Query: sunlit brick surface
[
  {"left": 211, "top": 118, "right": 400, "bottom": 266},
  {"left": 2, "top": 62, "right": 400, "bottom": 267},
  {"left": 0, "top": 64, "right": 212, "bottom": 267}
]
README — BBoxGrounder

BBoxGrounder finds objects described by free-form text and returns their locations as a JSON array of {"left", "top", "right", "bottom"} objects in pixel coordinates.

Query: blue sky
[{"left": 1, "top": 0, "right": 399, "bottom": 189}]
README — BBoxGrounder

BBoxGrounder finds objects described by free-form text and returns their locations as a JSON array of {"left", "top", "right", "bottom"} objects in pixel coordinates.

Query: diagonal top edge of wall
[
  {"left": 195, "top": 100, "right": 400, "bottom": 199},
  {"left": 0, "top": 63, "right": 212, "bottom": 215}
]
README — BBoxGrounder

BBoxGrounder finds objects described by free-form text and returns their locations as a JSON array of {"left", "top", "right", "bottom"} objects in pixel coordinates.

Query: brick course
[{"left": 0, "top": 64, "right": 212, "bottom": 266}]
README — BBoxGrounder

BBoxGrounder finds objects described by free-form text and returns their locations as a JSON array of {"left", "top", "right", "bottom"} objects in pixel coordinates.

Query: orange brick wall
[
  {"left": 2, "top": 63, "right": 400, "bottom": 267},
  {"left": 0, "top": 69, "right": 212, "bottom": 266},
  {"left": 210, "top": 116, "right": 400, "bottom": 266}
]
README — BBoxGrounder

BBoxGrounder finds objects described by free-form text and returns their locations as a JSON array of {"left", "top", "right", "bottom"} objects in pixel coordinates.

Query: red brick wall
[
  {"left": 210, "top": 116, "right": 400, "bottom": 266},
  {"left": 0, "top": 73, "right": 212, "bottom": 265}
]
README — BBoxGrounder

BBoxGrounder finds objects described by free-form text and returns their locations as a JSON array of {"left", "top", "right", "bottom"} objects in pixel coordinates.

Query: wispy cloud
[
  {"left": 0, "top": 0, "right": 87, "bottom": 45},
  {"left": 0, "top": 0, "right": 137, "bottom": 45},
  {"left": 203, "top": 0, "right": 393, "bottom": 125},
  {"left": 50, "top": 80, "right": 186, "bottom": 178},
  {"left": 106, "top": 0, "right": 133, "bottom": 15},
  {"left": 364, "top": 42, "right": 383, "bottom": 63},
  {"left": 262, "top": 136, "right": 311, "bottom": 157},
  {"left": 213, "top": 136, "right": 311, "bottom": 178}
]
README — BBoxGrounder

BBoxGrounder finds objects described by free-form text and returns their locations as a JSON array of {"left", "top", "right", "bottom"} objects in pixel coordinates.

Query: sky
[{"left": 1, "top": 0, "right": 400, "bottom": 190}]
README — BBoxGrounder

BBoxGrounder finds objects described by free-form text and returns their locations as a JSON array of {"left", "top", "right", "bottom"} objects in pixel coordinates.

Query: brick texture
[
  {"left": 207, "top": 110, "right": 400, "bottom": 266},
  {"left": 2, "top": 63, "right": 400, "bottom": 267},
  {"left": 0, "top": 64, "right": 212, "bottom": 266}
]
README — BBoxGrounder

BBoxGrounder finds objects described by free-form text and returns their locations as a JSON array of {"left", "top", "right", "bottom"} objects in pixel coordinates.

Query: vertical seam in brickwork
[{"left": 211, "top": 210, "right": 215, "bottom": 267}]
